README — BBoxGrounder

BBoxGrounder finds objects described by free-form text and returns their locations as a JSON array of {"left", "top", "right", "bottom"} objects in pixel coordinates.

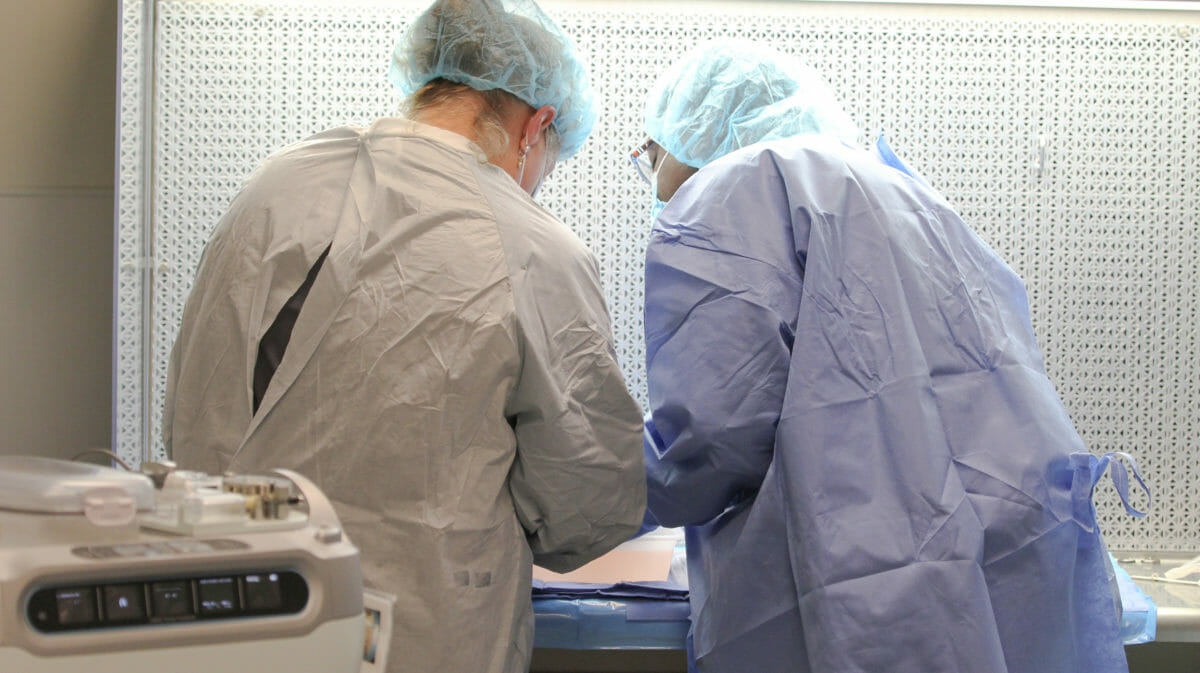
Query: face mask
[
  {"left": 519, "top": 151, "right": 550, "bottom": 200},
  {"left": 650, "top": 198, "right": 668, "bottom": 222},
  {"left": 517, "top": 150, "right": 532, "bottom": 195},
  {"left": 518, "top": 132, "right": 556, "bottom": 200}
]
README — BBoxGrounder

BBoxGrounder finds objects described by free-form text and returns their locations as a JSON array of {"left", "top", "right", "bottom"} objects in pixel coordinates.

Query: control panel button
[
  {"left": 243, "top": 572, "right": 283, "bottom": 611},
  {"left": 102, "top": 584, "right": 146, "bottom": 622},
  {"left": 150, "top": 580, "right": 194, "bottom": 620},
  {"left": 55, "top": 588, "right": 97, "bottom": 626},
  {"left": 197, "top": 577, "right": 238, "bottom": 616}
]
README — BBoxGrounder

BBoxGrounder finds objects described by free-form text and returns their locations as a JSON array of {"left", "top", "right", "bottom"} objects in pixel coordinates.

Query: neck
[
  {"left": 409, "top": 94, "right": 486, "bottom": 144},
  {"left": 408, "top": 91, "right": 532, "bottom": 181}
]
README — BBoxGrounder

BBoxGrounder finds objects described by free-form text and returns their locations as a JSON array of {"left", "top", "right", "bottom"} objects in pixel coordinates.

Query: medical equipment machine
[{"left": 0, "top": 456, "right": 364, "bottom": 673}]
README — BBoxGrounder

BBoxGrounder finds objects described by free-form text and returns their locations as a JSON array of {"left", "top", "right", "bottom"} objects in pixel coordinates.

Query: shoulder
[
  {"left": 472, "top": 174, "right": 608, "bottom": 328},
  {"left": 704, "top": 136, "right": 879, "bottom": 186},
  {"left": 474, "top": 169, "right": 595, "bottom": 271},
  {"left": 657, "top": 137, "right": 873, "bottom": 244},
  {"left": 237, "top": 125, "right": 366, "bottom": 198},
  {"left": 704, "top": 136, "right": 933, "bottom": 214}
]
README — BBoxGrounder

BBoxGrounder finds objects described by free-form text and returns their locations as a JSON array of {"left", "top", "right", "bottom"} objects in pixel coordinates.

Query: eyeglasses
[{"left": 630, "top": 138, "right": 658, "bottom": 185}]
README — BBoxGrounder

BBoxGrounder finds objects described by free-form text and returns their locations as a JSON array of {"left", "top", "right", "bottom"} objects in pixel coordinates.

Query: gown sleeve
[
  {"left": 502, "top": 214, "right": 647, "bottom": 573},
  {"left": 642, "top": 155, "right": 805, "bottom": 527}
]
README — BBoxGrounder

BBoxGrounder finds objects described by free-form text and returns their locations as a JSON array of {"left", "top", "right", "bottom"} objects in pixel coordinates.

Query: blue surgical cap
[
  {"left": 390, "top": 0, "right": 598, "bottom": 159},
  {"left": 645, "top": 39, "right": 860, "bottom": 168}
]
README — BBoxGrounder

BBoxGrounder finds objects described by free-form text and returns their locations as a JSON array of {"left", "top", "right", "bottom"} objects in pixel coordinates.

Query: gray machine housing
[{"left": 0, "top": 457, "right": 364, "bottom": 673}]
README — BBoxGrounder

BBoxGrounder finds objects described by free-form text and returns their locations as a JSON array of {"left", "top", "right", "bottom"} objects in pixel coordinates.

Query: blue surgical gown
[{"left": 643, "top": 135, "right": 1128, "bottom": 673}]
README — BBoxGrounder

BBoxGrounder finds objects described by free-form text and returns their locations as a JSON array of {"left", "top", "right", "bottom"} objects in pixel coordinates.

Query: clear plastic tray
[{"left": 0, "top": 456, "right": 154, "bottom": 514}]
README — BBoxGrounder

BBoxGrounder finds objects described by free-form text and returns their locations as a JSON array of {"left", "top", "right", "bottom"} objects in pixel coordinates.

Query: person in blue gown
[{"left": 636, "top": 39, "right": 1142, "bottom": 673}]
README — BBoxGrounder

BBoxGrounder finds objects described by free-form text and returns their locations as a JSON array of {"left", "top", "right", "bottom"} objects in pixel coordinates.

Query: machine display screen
[{"left": 27, "top": 570, "right": 307, "bottom": 632}]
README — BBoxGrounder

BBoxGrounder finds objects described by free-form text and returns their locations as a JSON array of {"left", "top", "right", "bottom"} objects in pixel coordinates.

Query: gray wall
[{"left": 0, "top": 0, "right": 116, "bottom": 459}]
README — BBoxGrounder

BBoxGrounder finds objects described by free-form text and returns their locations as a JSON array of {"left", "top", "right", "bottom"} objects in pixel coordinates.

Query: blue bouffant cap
[
  {"left": 390, "top": 0, "right": 598, "bottom": 159},
  {"left": 645, "top": 39, "right": 859, "bottom": 168}
]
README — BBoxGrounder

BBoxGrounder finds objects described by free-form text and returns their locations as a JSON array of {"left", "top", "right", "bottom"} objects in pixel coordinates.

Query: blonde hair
[{"left": 404, "top": 78, "right": 560, "bottom": 163}]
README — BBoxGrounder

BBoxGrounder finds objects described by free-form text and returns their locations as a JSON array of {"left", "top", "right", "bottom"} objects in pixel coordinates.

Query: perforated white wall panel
[{"left": 118, "top": 0, "right": 1200, "bottom": 551}]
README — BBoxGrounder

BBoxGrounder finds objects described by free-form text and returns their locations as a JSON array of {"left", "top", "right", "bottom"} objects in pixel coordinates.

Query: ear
[{"left": 522, "top": 105, "right": 557, "bottom": 148}]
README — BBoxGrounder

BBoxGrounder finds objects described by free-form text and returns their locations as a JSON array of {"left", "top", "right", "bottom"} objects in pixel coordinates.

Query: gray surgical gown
[{"left": 164, "top": 117, "right": 645, "bottom": 673}]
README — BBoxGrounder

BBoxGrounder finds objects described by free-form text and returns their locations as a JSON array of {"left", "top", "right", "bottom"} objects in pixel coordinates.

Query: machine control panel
[{"left": 26, "top": 570, "right": 308, "bottom": 633}]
